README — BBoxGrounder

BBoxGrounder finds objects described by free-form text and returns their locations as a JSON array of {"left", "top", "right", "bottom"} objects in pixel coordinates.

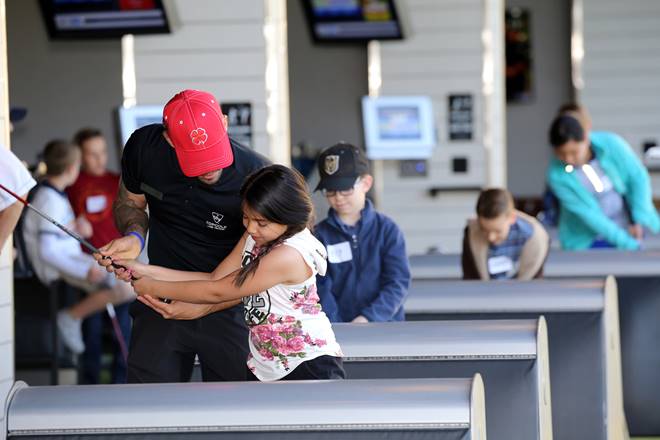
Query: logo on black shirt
[{"left": 206, "top": 211, "right": 227, "bottom": 231}]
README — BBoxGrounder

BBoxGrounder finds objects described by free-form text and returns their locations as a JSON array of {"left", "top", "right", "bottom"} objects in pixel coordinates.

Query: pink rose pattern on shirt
[
  {"left": 242, "top": 230, "right": 342, "bottom": 381},
  {"left": 290, "top": 284, "right": 322, "bottom": 315},
  {"left": 249, "top": 314, "right": 328, "bottom": 371}
]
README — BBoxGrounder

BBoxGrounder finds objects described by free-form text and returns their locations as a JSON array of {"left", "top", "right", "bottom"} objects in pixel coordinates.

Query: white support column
[
  {"left": 264, "top": 0, "right": 291, "bottom": 165},
  {"left": 0, "top": 1, "right": 15, "bottom": 438},
  {"left": 571, "top": 0, "right": 585, "bottom": 99},
  {"left": 121, "top": 34, "right": 137, "bottom": 109},
  {"left": 483, "top": 0, "right": 507, "bottom": 187},
  {"left": 367, "top": 40, "right": 384, "bottom": 208}
]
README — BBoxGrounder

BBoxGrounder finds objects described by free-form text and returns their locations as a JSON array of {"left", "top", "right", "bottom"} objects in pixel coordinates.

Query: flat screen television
[
  {"left": 303, "top": 0, "right": 403, "bottom": 42},
  {"left": 39, "top": 0, "right": 170, "bottom": 39},
  {"left": 361, "top": 96, "right": 436, "bottom": 159}
]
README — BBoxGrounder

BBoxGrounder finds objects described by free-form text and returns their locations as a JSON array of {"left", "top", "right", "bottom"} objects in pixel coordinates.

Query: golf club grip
[
  {"left": 109, "top": 260, "right": 133, "bottom": 278},
  {"left": 105, "top": 259, "right": 170, "bottom": 303}
]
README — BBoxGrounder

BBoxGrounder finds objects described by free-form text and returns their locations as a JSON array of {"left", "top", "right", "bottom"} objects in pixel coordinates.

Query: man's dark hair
[
  {"left": 548, "top": 115, "right": 585, "bottom": 148},
  {"left": 73, "top": 127, "right": 103, "bottom": 149},
  {"left": 476, "top": 188, "right": 513, "bottom": 219}
]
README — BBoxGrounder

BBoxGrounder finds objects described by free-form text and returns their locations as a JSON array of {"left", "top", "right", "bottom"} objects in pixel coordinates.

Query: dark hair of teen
[
  {"left": 548, "top": 115, "right": 585, "bottom": 149},
  {"left": 73, "top": 127, "right": 103, "bottom": 149},
  {"left": 476, "top": 188, "right": 514, "bottom": 219},
  {"left": 234, "top": 164, "right": 314, "bottom": 287},
  {"left": 43, "top": 139, "right": 80, "bottom": 176}
]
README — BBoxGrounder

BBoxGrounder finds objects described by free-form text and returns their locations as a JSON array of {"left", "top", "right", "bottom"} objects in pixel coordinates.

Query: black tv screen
[
  {"left": 39, "top": 0, "right": 170, "bottom": 39},
  {"left": 303, "top": 0, "right": 403, "bottom": 42}
]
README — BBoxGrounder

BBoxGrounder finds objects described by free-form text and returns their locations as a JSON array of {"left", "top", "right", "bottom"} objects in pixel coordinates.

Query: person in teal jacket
[{"left": 546, "top": 113, "right": 660, "bottom": 250}]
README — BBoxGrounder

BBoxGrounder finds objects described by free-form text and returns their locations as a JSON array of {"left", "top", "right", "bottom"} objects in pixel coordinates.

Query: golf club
[{"left": 0, "top": 182, "right": 173, "bottom": 307}]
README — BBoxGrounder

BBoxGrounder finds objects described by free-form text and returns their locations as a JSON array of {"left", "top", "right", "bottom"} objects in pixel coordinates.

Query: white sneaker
[{"left": 56, "top": 310, "right": 85, "bottom": 354}]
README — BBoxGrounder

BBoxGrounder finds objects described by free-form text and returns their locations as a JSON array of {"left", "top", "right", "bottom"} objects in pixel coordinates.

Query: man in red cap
[{"left": 96, "top": 89, "right": 268, "bottom": 383}]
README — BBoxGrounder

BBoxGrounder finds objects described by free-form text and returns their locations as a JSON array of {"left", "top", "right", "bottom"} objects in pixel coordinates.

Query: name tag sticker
[
  {"left": 86, "top": 195, "right": 107, "bottom": 213},
  {"left": 488, "top": 255, "right": 514, "bottom": 275},
  {"left": 600, "top": 175, "right": 614, "bottom": 192},
  {"left": 327, "top": 241, "right": 352, "bottom": 264}
]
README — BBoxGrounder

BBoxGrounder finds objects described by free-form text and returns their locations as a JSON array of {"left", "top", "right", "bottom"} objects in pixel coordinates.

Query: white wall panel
[
  {"left": 581, "top": 0, "right": 660, "bottom": 188},
  {"left": 134, "top": 0, "right": 275, "bottom": 158},
  {"left": 136, "top": 23, "right": 264, "bottom": 52},
  {"left": 173, "top": 0, "right": 264, "bottom": 23},
  {"left": 136, "top": 51, "right": 266, "bottom": 80},
  {"left": 378, "top": 0, "right": 487, "bottom": 253}
]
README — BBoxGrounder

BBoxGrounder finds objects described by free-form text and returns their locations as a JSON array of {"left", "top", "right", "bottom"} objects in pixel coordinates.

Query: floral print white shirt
[{"left": 243, "top": 228, "right": 343, "bottom": 381}]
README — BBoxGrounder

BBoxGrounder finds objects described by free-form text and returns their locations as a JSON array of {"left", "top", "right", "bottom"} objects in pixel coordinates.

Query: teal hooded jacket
[{"left": 547, "top": 131, "right": 660, "bottom": 250}]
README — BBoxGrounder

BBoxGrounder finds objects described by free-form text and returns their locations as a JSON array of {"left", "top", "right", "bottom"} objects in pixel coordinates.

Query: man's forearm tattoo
[{"left": 114, "top": 181, "right": 149, "bottom": 236}]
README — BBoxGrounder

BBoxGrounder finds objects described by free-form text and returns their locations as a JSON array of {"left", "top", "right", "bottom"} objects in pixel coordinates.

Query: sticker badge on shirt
[
  {"left": 327, "top": 241, "right": 352, "bottom": 264},
  {"left": 85, "top": 195, "right": 107, "bottom": 214},
  {"left": 488, "top": 255, "right": 514, "bottom": 275},
  {"left": 600, "top": 175, "right": 614, "bottom": 193}
]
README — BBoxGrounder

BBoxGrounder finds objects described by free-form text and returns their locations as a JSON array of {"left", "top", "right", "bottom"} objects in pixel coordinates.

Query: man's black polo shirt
[{"left": 121, "top": 123, "right": 269, "bottom": 272}]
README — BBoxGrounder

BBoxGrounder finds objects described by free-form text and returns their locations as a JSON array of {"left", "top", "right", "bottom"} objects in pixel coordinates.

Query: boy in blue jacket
[{"left": 314, "top": 143, "right": 410, "bottom": 322}]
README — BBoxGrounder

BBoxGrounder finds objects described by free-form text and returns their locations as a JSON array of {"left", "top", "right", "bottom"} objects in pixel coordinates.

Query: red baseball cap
[{"left": 163, "top": 89, "right": 233, "bottom": 177}]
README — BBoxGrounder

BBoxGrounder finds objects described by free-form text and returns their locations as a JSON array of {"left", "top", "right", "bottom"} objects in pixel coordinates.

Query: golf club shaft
[
  {"left": 0, "top": 183, "right": 100, "bottom": 254},
  {"left": 105, "top": 303, "right": 129, "bottom": 362},
  {"left": 1, "top": 183, "right": 170, "bottom": 302}
]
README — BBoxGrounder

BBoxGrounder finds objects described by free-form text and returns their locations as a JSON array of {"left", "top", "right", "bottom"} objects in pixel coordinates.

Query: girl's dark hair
[
  {"left": 548, "top": 115, "right": 585, "bottom": 148},
  {"left": 234, "top": 164, "right": 314, "bottom": 286}
]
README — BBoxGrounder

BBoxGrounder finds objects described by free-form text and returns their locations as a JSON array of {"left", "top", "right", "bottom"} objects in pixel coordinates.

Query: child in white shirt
[
  {"left": 0, "top": 146, "right": 36, "bottom": 252},
  {"left": 23, "top": 140, "right": 133, "bottom": 354}
]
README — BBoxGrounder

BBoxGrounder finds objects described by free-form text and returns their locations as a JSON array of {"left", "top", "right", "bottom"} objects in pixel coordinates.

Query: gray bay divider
[
  {"left": 5, "top": 377, "right": 487, "bottom": 440},
  {"left": 404, "top": 276, "right": 626, "bottom": 440},
  {"left": 409, "top": 249, "right": 654, "bottom": 436},
  {"left": 334, "top": 318, "right": 550, "bottom": 440}
]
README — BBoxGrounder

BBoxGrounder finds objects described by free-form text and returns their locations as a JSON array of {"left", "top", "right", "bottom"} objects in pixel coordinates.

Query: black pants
[
  {"left": 248, "top": 355, "right": 345, "bottom": 381},
  {"left": 127, "top": 301, "right": 250, "bottom": 383}
]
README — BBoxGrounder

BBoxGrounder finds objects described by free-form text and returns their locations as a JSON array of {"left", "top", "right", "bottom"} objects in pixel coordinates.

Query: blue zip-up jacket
[
  {"left": 547, "top": 131, "right": 660, "bottom": 250},
  {"left": 314, "top": 200, "right": 411, "bottom": 322}
]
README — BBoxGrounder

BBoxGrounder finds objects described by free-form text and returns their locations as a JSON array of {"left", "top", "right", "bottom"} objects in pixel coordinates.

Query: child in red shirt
[
  {"left": 67, "top": 128, "right": 131, "bottom": 384},
  {"left": 67, "top": 128, "right": 121, "bottom": 249}
]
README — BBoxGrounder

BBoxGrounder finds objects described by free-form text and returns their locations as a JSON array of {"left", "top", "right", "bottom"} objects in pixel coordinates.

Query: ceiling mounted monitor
[
  {"left": 39, "top": 0, "right": 171, "bottom": 39},
  {"left": 303, "top": 0, "right": 404, "bottom": 43}
]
